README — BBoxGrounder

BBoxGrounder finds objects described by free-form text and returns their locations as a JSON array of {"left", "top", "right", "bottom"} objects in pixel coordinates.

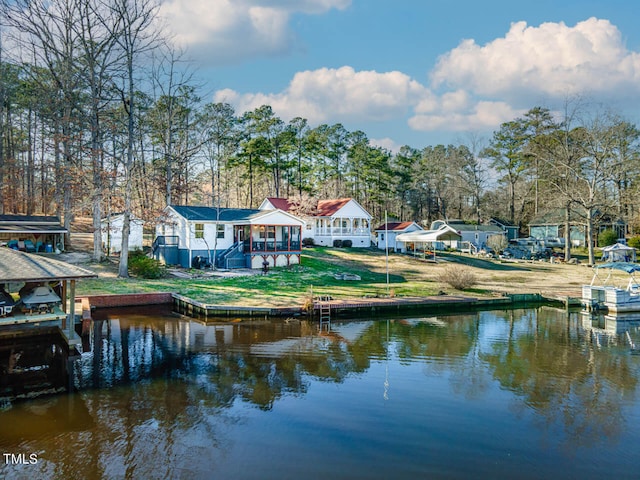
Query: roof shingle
[{"left": 0, "top": 249, "right": 97, "bottom": 282}]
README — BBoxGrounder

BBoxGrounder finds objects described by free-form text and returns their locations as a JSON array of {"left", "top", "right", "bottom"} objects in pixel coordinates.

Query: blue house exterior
[{"left": 153, "top": 205, "right": 305, "bottom": 269}]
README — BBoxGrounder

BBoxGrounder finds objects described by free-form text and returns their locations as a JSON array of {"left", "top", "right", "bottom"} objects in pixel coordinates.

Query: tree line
[{"left": 1, "top": 0, "right": 639, "bottom": 272}]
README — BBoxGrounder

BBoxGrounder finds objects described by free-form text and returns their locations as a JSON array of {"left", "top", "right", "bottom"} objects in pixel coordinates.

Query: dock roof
[{"left": 0, "top": 248, "right": 97, "bottom": 283}]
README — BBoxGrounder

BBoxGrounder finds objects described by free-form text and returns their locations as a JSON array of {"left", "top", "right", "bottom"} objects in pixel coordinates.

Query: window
[
  {"left": 217, "top": 224, "right": 225, "bottom": 239},
  {"left": 195, "top": 223, "right": 204, "bottom": 239}
]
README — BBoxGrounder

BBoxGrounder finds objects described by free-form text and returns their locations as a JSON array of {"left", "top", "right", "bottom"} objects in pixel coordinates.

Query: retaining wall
[{"left": 82, "top": 292, "right": 173, "bottom": 308}]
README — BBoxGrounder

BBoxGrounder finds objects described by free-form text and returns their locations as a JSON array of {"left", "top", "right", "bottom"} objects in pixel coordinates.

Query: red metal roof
[
  {"left": 316, "top": 198, "right": 352, "bottom": 216},
  {"left": 374, "top": 222, "right": 416, "bottom": 231},
  {"left": 265, "top": 198, "right": 294, "bottom": 212},
  {"left": 264, "top": 197, "right": 358, "bottom": 217}
]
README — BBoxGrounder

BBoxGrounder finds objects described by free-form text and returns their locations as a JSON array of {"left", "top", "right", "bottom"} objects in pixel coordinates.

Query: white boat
[
  {"left": 18, "top": 285, "right": 62, "bottom": 314},
  {"left": 582, "top": 262, "right": 640, "bottom": 313}
]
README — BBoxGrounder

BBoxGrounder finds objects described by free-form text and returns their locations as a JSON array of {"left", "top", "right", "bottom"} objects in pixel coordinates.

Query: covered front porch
[
  {"left": 238, "top": 224, "right": 302, "bottom": 253},
  {"left": 314, "top": 217, "right": 370, "bottom": 237},
  {"left": 235, "top": 224, "right": 302, "bottom": 269}
]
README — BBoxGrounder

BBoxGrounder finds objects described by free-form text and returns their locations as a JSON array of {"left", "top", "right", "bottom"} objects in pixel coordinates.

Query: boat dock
[{"left": 0, "top": 248, "right": 97, "bottom": 347}]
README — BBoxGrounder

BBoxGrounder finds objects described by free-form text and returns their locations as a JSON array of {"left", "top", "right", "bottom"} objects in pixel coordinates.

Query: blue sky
[{"left": 159, "top": 0, "right": 640, "bottom": 151}]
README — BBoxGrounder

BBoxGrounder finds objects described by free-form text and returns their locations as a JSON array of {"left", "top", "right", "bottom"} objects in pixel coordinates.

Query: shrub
[
  {"left": 486, "top": 234, "right": 507, "bottom": 254},
  {"left": 439, "top": 266, "right": 477, "bottom": 290},
  {"left": 597, "top": 229, "right": 618, "bottom": 247},
  {"left": 128, "top": 247, "right": 147, "bottom": 260},
  {"left": 333, "top": 239, "right": 343, "bottom": 248},
  {"left": 628, "top": 236, "right": 640, "bottom": 249},
  {"left": 129, "top": 255, "right": 166, "bottom": 279},
  {"left": 342, "top": 239, "right": 352, "bottom": 248},
  {"left": 302, "top": 237, "right": 315, "bottom": 247}
]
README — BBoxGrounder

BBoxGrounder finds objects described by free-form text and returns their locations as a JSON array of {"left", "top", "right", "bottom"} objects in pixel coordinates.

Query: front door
[{"left": 235, "top": 226, "right": 244, "bottom": 243}]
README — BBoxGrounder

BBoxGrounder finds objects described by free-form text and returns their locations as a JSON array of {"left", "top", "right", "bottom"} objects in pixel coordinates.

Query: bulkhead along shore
[{"left": 70, "top": 247, "right": 601, "bottom": 316}]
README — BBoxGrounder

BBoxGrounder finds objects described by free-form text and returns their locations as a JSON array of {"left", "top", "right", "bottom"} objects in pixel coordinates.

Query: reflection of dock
[{"left": 581, "top": 309, "right": 640, "bottom": 336}]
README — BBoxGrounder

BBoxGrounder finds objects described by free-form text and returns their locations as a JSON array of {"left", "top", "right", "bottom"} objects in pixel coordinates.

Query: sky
[{"left": 157, "top": 0, "right": 640, "bottom": 152}]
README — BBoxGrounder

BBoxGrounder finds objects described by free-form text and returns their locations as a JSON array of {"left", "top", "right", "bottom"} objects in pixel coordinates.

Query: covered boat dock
[{"left": 0, "top": 248, "right": 97, "bottom": 346}]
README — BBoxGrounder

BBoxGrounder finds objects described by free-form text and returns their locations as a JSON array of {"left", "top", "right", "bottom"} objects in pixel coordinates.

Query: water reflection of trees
[
  {"left": 3, "top": 307, "right": 640, "bottom": 478},
  {"left": 77, "top": 314, "right": 368, "bottom": 411},
  {"left": 480, "top": 308, "right": 639, "bottom": 446},
  {"left": 80, "top": 308, "right": 640, "bottom": 444}
]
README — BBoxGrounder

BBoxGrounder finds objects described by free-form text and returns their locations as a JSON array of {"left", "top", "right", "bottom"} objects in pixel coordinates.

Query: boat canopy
[
  {"left": 595, "top": 262, "right": 640, "bottom": 274},
  {"left": 601, "top": 243, "right": 636, "bottom": 262}
]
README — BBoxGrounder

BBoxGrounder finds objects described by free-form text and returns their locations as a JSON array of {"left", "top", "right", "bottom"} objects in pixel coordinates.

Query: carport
[{"left": 396, "top": 226, "right": 462, "bottom": 260}]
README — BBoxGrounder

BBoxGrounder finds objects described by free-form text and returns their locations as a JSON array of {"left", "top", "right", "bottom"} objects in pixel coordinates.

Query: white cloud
[
  {"left": 409, "top": 101, "right": 523, "bottom": 132},
  {"left": 369, "top": 137, "right": 402, "bottom": 154},
  {"left": 409, "top": 17, "right": 640, "bottom": 134},
  {"left": 158, "top": 0, "right": 350, "bottom": 64},
  {"left": 212, "top": 17, "right": 640, "bottom": 138},
  {"left": 214, "top": 66, "right": 427, "bottom": 123},
  {"left": 431, "top": 17, "right": 640, "bottom": 99}
]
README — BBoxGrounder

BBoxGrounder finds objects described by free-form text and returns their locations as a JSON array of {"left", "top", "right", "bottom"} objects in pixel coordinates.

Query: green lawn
[{"left": 77, "top": 248, "right": 444, "bottom": 307}]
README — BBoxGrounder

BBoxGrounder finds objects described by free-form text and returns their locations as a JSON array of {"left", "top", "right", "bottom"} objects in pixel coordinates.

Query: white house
[
  {"left": 259, "top": 197, "right": 372, "bottom": 247},
  {"left": 431, "top": 220, "right": 505, "bottom": 252},
  {"left": 374, "top": 221, "right": 423, "bottom": 253},
  {"left": 101, "top": 213, "right": 144, "bottom": 254},
  {"left": 153, "top": 205, "right": 305, "bottom": 269}
]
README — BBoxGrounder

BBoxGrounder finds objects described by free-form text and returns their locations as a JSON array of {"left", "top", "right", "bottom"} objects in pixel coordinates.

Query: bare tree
[
  {"left": 147, "top": 45, "right": 202, "bottom": 206},
  {"left": 544, "top": 100, "right": 621, "bottom": 264},
  {"left": 460, "top": 134, "right": 489, "bottom": 225},
  {"left": 2, "top": 0, "right": 84, "bottom": 244},
  {"left": 108, "top": 0, "right": 161, "bottom": 277},
  {"left": 74, "top": 0, "right": 121, "bottom": 261}
]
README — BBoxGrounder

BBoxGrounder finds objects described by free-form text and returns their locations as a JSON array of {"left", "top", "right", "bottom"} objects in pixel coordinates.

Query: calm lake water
[{"left": 1, "top": 305, "right": 640, "bottom": 479}]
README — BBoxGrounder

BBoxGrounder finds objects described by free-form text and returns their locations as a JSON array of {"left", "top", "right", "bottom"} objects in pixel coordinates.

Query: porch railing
[
  {"left": 314, "top": 228, "right": 370, "bottom": 236},
  {"left": 152, "top": 235, "right": 179, "bottom": 255},
  {"left": 245, "top": 240, "right": 301, "bottom": 252}
]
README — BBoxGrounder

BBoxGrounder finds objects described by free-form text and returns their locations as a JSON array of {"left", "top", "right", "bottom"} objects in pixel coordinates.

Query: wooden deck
[
  {"left": 311, "top": 292, "right": 579, "bottom": 317},
  {"left": 171, "top": 291, "right": 576, "bottom": 320}
]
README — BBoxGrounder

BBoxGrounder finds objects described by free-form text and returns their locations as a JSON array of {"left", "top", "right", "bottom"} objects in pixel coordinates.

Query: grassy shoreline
[{"left": 75, "top": 247, "right": 608, "bottom": 308}]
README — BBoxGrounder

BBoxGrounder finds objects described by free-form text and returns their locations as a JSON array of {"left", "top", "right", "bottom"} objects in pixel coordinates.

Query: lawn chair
[
  {"left": 7, "top": 240, "right": 18, "bottom": 250},
  {"left": 35, "top": 241, "right": 44, "bottom": 252},
  {"left": 24, "top": 240, "right": 36, "bottom": 253}
]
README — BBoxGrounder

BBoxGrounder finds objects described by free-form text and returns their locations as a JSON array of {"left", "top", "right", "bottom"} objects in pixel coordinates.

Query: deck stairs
[{"left": 216, "top": 242, "right": 243, "bottom": 269}]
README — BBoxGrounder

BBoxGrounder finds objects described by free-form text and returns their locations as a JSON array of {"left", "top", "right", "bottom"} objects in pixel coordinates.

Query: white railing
[{"left": 316, "top": 228, "right": 370, "bottom": 236}]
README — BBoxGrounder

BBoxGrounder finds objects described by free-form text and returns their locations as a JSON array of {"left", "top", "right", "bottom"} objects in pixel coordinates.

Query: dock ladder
[
  {"left": 626, "top": 331, "right": 637, "bottom": 351},
  {"left": 317, "top": 296, "right": 331, "bottom": 322}
]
